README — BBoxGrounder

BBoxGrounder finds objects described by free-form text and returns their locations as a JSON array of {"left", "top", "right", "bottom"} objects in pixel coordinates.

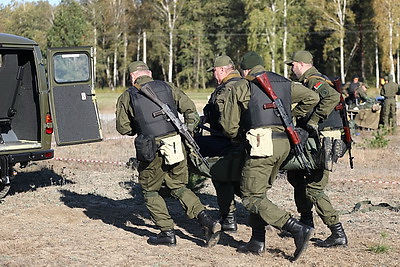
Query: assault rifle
[
  {"left": 139, "top": 83, "right": 210, "bottom": 169},
  {"left": 333, "top": 79, "right": 354, "bottom": 169},
  {"left": 255, "top": 72, "right": 312, "bottom": 175}
]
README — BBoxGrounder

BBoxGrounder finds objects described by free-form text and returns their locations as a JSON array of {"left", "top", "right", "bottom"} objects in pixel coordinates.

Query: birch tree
[
  {"left": 372, "top": 0, "right": 400, "bottom": 81},
  {"left": 305, "top": 0, "right": 355, "bottom": 83},
  {"left": 245, "top": 0, "right": 282, "bottom": 72},
  {"left": 153, "top": 0, "right": 185, "bottom": 83}
]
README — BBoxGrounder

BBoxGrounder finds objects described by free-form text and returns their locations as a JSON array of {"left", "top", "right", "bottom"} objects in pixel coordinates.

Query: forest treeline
[{"left": 1, "top": 0, "right": 399, "bottom": 90}]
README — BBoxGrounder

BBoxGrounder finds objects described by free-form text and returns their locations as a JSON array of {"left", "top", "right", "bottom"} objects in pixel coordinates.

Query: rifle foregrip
[{"left": 286, "top": 127, "right": 300, "bottom": 145}]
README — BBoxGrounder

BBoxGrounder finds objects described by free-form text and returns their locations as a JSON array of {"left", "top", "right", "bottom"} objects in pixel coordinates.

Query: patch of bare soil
[{"left": 1, "top": 119, "right": 399, "bottom": 266}]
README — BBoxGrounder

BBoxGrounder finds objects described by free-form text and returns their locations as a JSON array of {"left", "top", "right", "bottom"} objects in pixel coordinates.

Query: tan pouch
[
  {"left": 246, "top": 128, "right": 273, "bottom": 157},
  {"left": 159, "top": 134, "right": 185, "bottom": 165},
  {"left": 320, "top": 129, "right": 341, "bottom": 139}
]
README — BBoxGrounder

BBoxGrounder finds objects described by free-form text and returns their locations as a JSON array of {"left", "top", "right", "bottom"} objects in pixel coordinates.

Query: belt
[{"left": 272, "top": 132, "right": 288, "bottom": 139}]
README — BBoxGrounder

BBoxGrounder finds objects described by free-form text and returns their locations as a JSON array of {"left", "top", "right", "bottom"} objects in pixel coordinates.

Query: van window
[{"left": 53, "top": 53, "right": 90, "bottom": 83}]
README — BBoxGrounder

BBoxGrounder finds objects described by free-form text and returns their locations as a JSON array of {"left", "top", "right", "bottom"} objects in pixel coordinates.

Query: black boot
[
  {"left": 280, "top": 212, "right": 314, "bottom": 238},
  {"left": 300, "top": 212, "right": 314, "bottom": 229},
  {"left": 221, "top": 213, "right": 238, "bottom": 232},
  {"left": 198, "top": 210, "right": 221, "bottom": 247},
  {"left": 283, "top": 218, "right": 313, "bottom": 261},
  {"left": 237, "top": 228, "right": 266, "bottom": 255},
  {"left": 316, "top": 223, "right": 348, "bottom": 247},
  {"left": 147, "top": 230, "right": 176, "bottom": 247}
]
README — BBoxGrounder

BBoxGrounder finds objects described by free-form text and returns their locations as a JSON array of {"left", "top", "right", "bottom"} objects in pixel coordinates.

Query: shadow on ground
[{"left": 59, "top": 181, "right": 249, "bottom": 248}]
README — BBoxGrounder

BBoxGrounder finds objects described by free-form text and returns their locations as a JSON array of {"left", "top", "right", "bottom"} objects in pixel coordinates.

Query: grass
[
  {"left": 96, "top": 88, "right": 212, "bottom": 114},
  {"left": 367, "top": 232, "right": 391, "bottom": 254}
]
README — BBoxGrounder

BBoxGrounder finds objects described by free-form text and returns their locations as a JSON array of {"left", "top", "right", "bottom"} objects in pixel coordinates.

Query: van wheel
[{"left": 0, "top": 184, "right": 10, "bottom": 198}]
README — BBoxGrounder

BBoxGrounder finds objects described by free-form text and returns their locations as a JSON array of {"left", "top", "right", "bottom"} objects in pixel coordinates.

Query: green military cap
[
  {"left": 284, "top": 50, "right": 313, "bottom": 65},
  {"left": 240, "top": 51, "right": 264, "bottom": 70},
  {"left": 207, "top": 55, "right": 234, "bottom": 71},
  {"left": 128, "top": 61, "right": 149, "bottom": 73}
]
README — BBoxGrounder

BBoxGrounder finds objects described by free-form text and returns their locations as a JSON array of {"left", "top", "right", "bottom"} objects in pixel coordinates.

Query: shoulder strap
[{"left": 305, "top": 74, "right": 334, "bottom": 87}]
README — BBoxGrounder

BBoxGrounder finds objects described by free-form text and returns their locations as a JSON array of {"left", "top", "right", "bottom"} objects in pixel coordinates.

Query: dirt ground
[{"left": 1, "top": 117, "right": 399, "bottom": 267}]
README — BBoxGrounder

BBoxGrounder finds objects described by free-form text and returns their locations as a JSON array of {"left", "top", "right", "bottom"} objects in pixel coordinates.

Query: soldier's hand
[{"left": 305, "top": 123, "right": 319, "bottom": 137}]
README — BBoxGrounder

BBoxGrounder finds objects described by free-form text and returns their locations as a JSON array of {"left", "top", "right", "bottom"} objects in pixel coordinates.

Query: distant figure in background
[
  {"left": 380, "top": 74, "right": 400, "bottom": 128},
  {"left": 343, "top": 75, "right": 369, "bottom": 107}
]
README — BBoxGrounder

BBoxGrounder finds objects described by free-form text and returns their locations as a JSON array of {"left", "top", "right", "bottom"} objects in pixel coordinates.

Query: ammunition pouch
[
  {"left": 159, "top": 134, "right": 185, "bottom": 165},
  {"left": 246, "top": 128, "right": 273, "bottom": 157},
  {"left": 134, "top": 134, "right": 157, "bottom": 162}
]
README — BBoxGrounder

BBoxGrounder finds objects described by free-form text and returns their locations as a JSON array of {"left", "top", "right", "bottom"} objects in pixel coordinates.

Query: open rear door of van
[{"left": 47, "top": 47, "right": 102, "bottom": 145}]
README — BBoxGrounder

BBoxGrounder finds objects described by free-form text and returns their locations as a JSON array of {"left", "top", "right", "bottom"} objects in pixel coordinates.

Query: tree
[
  {"left": 306, "top": 0, "right": 355, "bottom": 83},
  {"left": 47, "top": 0, "right": 89, "bottom": 47},
  {"left": 1, "top": 1, "right": 54, "bottom": 49},
  {"left": 372, "top": 0, "right": 400, "bottom": 81}
]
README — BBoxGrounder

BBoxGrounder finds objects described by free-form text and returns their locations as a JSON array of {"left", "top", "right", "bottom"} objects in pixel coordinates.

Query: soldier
[
  {"left": 343, "top": 75, "right": 369, "bottom": 106},
  {"left": 116, "top": 61, "right": 221, "bottom": 247},
  {"left": 220, "top": 51, "right": 319, "bottom": 261},
  {"left": 380, "top": 74, "right": 400, "bottom": 128},
  {"left": 196, "top": 55, "right": 244, "bottom": 232},
  {"left": 284, "top": 50, "right": 348, "bottom": 248}
]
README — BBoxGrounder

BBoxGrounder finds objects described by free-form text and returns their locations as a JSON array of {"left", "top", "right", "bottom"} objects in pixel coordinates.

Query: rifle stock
[
  {"left": 333, "top": 79, "right": 354, "bottom": 169},
  {"left": 255, "top": 72, "right": 312, "bottom": 174},
  {"left": 139, "top": 84, "right": 210, "bottom": 169}
]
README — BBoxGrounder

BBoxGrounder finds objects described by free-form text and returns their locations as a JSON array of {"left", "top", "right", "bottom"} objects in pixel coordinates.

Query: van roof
[{"left": 0, "top": 33, "right": 37, "bottom": 46}]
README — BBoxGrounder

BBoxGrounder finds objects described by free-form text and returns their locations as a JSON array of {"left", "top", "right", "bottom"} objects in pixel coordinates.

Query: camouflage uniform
[{"left": 380, "top": 76, "right": 400, "bottom": 127}]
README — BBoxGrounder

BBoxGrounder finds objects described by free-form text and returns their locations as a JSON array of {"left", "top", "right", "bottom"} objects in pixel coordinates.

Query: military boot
[
  {"left": 316, "top": 223, "right": 348, "bottom": 248},
  {"left": 237, "top": 227, "right": 266, "bottom": 255},
  {"left": 198, "top": 210, "right": 221, "bottom": 247},
  {"left": 300, "top": 212, "right": 314, "bottom": 229},
  {"left": 283, "top": 218, "right": 313, "bottom": 261},
  {"left": 221, "top": 213, "right": 238, "bottom": 232},
  {"left": 147, "top": 230, "right": 176, "bottom": 247}
]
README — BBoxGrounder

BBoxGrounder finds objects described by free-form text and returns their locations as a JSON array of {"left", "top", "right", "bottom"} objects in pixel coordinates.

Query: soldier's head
[
  {"left": 128, "top": 61, "right": 152, "bottom": 84},
  {"left": 208, "top": 55, "right": 235, "bottom": 84},
  {"left": 352, "top": 74, "right": 359, "bottom": 83},
  {"left": 239, "top": 51, "right": 264, "bottom": 76},
  {"left": 285, "top": 50, "right": 313, "bottom": 79}
]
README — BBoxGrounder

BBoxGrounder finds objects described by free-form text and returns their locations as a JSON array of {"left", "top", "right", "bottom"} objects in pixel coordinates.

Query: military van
[{"left": 0, "top": 33, "right": 102, "bottom": 198}]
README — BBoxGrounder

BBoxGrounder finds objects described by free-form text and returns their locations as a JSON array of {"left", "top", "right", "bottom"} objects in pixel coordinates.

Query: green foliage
[
  {"left": 0, "top": 1, "right": 53, "bottom": 49},
  {"left": 0, "top": 0, "right": 397, "bottom": 90},
  {"left": 47, "top": 0, "right": 89, "bottom": 47},
  {"left": 365, "top": 127, "right": 390, "bottom": 148},
  {"left": 368, "top": 232, "right": 391, "bottom": 253}
]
